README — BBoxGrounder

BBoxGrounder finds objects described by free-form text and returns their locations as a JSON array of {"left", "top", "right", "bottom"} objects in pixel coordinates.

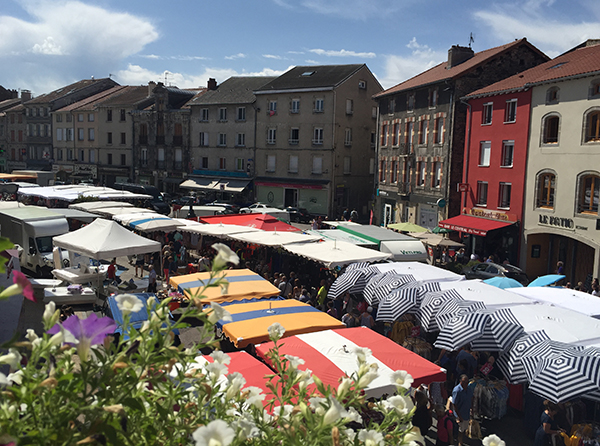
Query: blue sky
[{"left": 2, "top": 0, "right": 600, "bottom": 96}]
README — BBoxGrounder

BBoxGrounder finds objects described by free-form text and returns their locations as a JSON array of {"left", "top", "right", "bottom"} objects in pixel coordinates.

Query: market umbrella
[
  {"left": 527, "top": 274, "right": 566, "bottom": 287},
  {"left": 521, "top": 339, "right": 585, "bottom": 384},
  {"left": 345, "top": 262, "right": 370, "bottom": 272},
  {"left": 387, "top": 222, "right": 428, "bottom": 233},
  {"left": 362, "top": 272, "right": 388, "bottom": 304},
  {"left": 327, "top": 266, "right": 379, "bottom": 300},
  {"left": 432, "top": 226, "right": 453, "bottom": 234},
  {"left": 376, "top": 280, "right": 441, "bottom": 322},
  {"left": 527, "top": 346, "right": 600, "bottom": 403},
  {"left": 435, "top": 299, "right": 486, "bottom": 330},
  {"left": 470, "top": 308, "right": 525, "bottom": 352},
  {"left": 483, "top": 276, "right": 524, "bottom": 289},
  {"left": 495, "top": 330, "right": 551, "bottom": 384},
  {"left": 418, "top": 289, "right": 464, "bottom": 332},
  {"left": 434, "top": 311, "right": 491, "bottom": 351},
  {"left": 368, "top": 273, "right": 416, "bottom": 305}
]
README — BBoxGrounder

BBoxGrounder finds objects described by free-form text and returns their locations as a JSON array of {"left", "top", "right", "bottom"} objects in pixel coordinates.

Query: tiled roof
[
  {"left": 25, "top": 78, "right": 116, "bottom": 104},
  {"left": 55, "top": 86, "right": 128, "bottom": 111},
  {"left": 465, "top": 42, "right": 600, "bottom": 98},
  {"left": 255, "top": 65, "right": 364, "bottom": 92},
  {"left": 374, "top": 39, "right": 544, "bottom": 98},
  {"left": 95, "top": 86, "right": 151, "bottom": 107},
  {"left": 190, "top": 77, "right": 276, "bottom": 105},
  {"left": 0, "top": 98, "right": 20, "bottom": 112}
]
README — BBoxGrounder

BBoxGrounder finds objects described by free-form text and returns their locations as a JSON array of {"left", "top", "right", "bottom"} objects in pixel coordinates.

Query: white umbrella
[
  {"left": 368, "top": 273, "right": 416, "bottom": 305},
  {"left": 418, "top": 289, "right": 464, "bottom": 332},
  {"left": 377, "top": 281, "right": 442, "bottom": 323},
  {"left": 495, "top": 330, "right": 550, "bottom": 384},
  {"left": 327, "top": 266, "right": 379, "bottom": 300},
  {"left": 434, "top": 311, "right": 490, "bottom": 352},
  {"left": 435, "top": 299, "right": 486, "bottom": 329},
  {"left": 470, "top": 308, "right": 525, "bottom": 352}
]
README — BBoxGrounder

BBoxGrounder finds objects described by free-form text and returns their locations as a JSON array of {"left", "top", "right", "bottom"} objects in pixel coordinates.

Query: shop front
[
  {"left": 254, "top": 178, "right": 330, "bottom": 217},
  {"left": 439, "top": 208, "right": 519, "bottom": 265}
]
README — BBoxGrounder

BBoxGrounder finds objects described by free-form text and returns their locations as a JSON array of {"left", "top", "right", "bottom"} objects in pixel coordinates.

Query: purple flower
[{"left": 48, "top": 313, "right": 116, "bottom": 361}]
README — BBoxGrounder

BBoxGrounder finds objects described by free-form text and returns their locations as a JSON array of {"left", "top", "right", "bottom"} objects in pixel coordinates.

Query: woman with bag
[{"left": 533, "top": 400, "right": 565, "bottom": 446}]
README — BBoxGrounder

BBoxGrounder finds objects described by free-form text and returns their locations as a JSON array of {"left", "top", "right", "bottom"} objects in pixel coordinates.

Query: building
[
  {"left": 1, "top": 91, "right": 33, "bottom": 173},
  {"left": 184, "top": 76, "right": 274, "bottom": 203},
  {"left": 253, "top": 64, "right": 382, "bottom": 218},
  {"left": 373, "top": 39, "right": 548, "bottom": 229}
]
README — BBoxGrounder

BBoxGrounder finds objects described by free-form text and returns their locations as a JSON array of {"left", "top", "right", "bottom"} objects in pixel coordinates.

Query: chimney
[
  {"left": 207, "top": 78, "right": 217, "bottom": 90},
  {"left": 447, "top": 45, "right": 474, "bottom": 69},
  {"left": 148, "top": 81, "right": 156, "bottom": 96},
  {"left": 21, "top": 90, "right": 32, "bottom": 102}
]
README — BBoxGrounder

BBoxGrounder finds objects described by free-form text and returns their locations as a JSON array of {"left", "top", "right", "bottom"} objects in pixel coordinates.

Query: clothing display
[
  {"left": 471, "top": 378, "right": 509, "bottom": 420},
  {"left": 402, "top": 337, "right": 432, "bottom": 360},
  {"left": 391, "top": 320, "right": 414, "bottom": 345}
]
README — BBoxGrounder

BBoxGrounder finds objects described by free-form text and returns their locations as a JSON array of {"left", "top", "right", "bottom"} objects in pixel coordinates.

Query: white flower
[
  {"left": 212, "top": 243, "right": 240, "bottom": 270},
  {"left": 205, "top": 362, "right": 228, "bottom": 380},
  {"left": 207, "top": 302, "right": 232, "bottom": 324},
  {"left": 48, "top": 330, "right": 64, "bottom": 347},
  {"left": 219, "top": 280, "right": 230, "bottom": 295},
  {"left": 0, "top": 373, "right": 9, "bottom": 386},
  {"left": 400, "top": 426, "right": 425, "bottom": 445},
  {"left": 390, "top": 370, "right": 414, "bottom": 390},
  {"left": 358, "top": 429, "right": 384, "bottom": 446},
  {"left": 115, "top": 294, "right": 144, "bottom": 316},
  {"left": 146, "top": 295, "right": 159, "bottom": 309},
  {"left": 232, "top": 414, "right": 258, "bottom": 440},
  {"left": 225, "top": 372, "right": 247, "bottom": 400},
  {"left": 267, "top": 322, "right": 285, "bottom": 341},
  {"left": 244, "top": 386, "right": 266, "bottom": 410},
  {"left": 296, "top": 368, "right": 314, "bottom": 391},
  {"left": 354, "top": 346, "right": 372, "bottom": 364},
  {"left": 272, "top": 405, "right": 294, "bottom": 420},
  {"left": 357, "top": 370, "right": 379, "bottom": 388},
  {"left": 25, "top": 329, "right": 38, "bottom": 342},
  {"left": 382, "top": 395, "right": 414, "bottom": 416},
  {"left": 285, "top": 354, "right": 304, "bottom": 370},
  {"left": 192, "top": 419, "right": 236, "bottom": 446},
  {"left": 210, "top": 351, "right": 231, "bottom": 365},
  {"left": 337, "top": 377, "right": 353, "bottom": 398},
  {"left": 482, "top": 434, "right": 506, "bottom": 446},
  {"left": 309, "top": 396, "right": 327, "bottom": 410},
  {"left": 344, "top": 407, "right": 363, "bottom": 424},
  {"left": 342, "top": 428, "right": 356, "bottom": 442},
  {"left": 0, "top": 348, "right": 21, "bottom": 370},
  {"left": 322, "top": 396, "right": 349, "bottom": 425},
  {"left": 43, "top": 301, "right": 58, "bottom": 326}
]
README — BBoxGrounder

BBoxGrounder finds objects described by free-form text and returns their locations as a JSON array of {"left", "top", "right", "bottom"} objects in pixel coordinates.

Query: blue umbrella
[
  {"left": 527, "top": 274, "right": 566, "bottom": 287},
  {"left": 483, "top": 276, "right": 524, "bottom": 289}
]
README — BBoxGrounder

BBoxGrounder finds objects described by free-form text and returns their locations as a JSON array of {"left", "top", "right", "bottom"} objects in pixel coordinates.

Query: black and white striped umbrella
[
  {"left": 495, "top": 330, "right": 550, "bottom": 384},
  {"left": 363, "top": 272, "right": 389, "bottom": 304},
  {"left": 527, "top": 346, "right": 600, "bottom": 403},
  {"left": 376, "top": 281, "right": 443, "bottom": 322},
  {"left": 521, "top": 339, "right": 586, "bottom": 383},
  {"left": 470, "top": 308, "right": 525, "bottom": 352},
  {"left": 368, "top": 273, "right": 416, "bottom": 305},
  {"left": 434, "top": 311, "right": 491, "bottom": 351},
  {"left": 345, "top": 262, "right": 370, "bottom": 272},
  {"left": 327, "top": 266, "right": 379, "bottom": 300},
  {"left": 435, "top": 299, "right": 486, "bottom": 330},
  {"left": 418, "top": 289, "right": 464, "bottom": 332}
]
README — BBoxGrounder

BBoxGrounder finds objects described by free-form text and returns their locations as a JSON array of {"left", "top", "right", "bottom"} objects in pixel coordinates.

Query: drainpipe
[
  {"left": 252, "top": 102, "right": 258, "bottom": 202},
  {"left": 460, "top": 98, "right": 472, "bottom": 209},
  {"left": 130, "top": 110, "right": 136, "bottom": 183},
  {"left": 443, "top": 85, "right": 455, "bottom": 221},
  {"left": 374, "top": 102, "right": 381, "bottom": 225}
]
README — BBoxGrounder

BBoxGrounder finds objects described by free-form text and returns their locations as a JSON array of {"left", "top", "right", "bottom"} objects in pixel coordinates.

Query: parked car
[
  {"left": 171, "top": 196, "right": 197, "bottom": 207},
  {"left": 240, "top": 203, "right": 270, "bottom": 213},
  {"left": 463, "top": 262, "right": 529, "bottom": 285},
  {"left": 206, "top": 202, "right": 240, "bottom": 213},
  {"left": 285, "top": 207, "right": 311, "bottom": 223}
]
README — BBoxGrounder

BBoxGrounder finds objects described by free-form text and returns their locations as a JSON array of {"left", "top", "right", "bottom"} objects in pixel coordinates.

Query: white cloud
[
  {"left": 140, "top": 54, "right": 161, "bottom": 60},
  {"left": 299, "top": 0, "right": 403, "bottom": 20},
  {"left": 31, "top": 36, "right": 64, "bottom": 55},
  {"left": 287, "top": 51, "right": 305, "bottom": 55},
  {"left": 304, "top": 59, "right": 319, "bottom": 65},
  {"left": 263, "top": 54, "right": 282, "bottom": 59},
  {"left": 309, "top": 48, "right": 376, "bottom": 58},
  {"left": 225, "top": 53, "right": 246, "bottom": 60}
]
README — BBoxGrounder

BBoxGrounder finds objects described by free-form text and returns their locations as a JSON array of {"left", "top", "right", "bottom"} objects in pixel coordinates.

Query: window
[
  {"left": 89, "top": 150, "right": 95, "bottom": 163},
  {"left": 268, "top": 101, "right": 277, "bottom": 114},
  {"left": 434, "top": 117, "right": 443, "bottom": 144},
  {"left": 139, "top": 124, "right": 148, "bottom": 144},
  {"left": 78, "top": 113, "right": 84, "bottom": 122},
  {"left": 66, "top": 113, "right": 72, "bottom": 122},
  {"left": 201, "top": 108, "right": 209, "bottom": 121},
  {"left": 499, "top": 183, "right": 512, "bottom": 208},
  {"left": 140, "top": 148, "right": 147, "bottom": 166},
  {"left": 343, "top": 156, "right": 351, "bottom": 175},
  {"left": 199, "top": 132, "right": 209, "bottom": 147},
  {"left": 201, "top": 157, "right": 208, "bottom": 169},
  {"left": 121, "top": 154, "right": 127, "bottom": 166},
  {"left": 107, "top": 153, "right": 113, "bottom": 165},
  {"left": 479, "top": 141, "right": 491, "bottom": 166},
  {"left": 107, "top": 132, "right": 112, "bottom": 144},
  {"left": 267, "top": 155, "right": 276, "bottom": 172},
  {"left": 392, "top": 123, "right": 400, "bottom": 146},
  {"left": 219, "top": 108, "right": 227, "bottom": 122},
  {"left": 174, "top": 148, "right": 182, "bottom": 169},
  {"left": 542, "top": 115, "right": 560, "bottom": 144},
  {"left": 585, "top": 110, "right": 600, "bottom": 142},
  {"left": 237, "top": 107, "right": 246, "bottom": 121},
  {"left": 77, "top": 128, "right": 84, "bottom": 141},
  {"left": 107, "top": 109, "right": 112, "bottom": 122},
  {"left": 56, "top": 129, "right": 63, "bottom": 141},
  {"left": 57, "top": 149, "right": 63, "bottom": 161},
  {"left": 18, "top": 130, "right": 23, "bottom": 142},
  {"left": 314, "top": 98, "right": 324, "bottom": 113},
  {"left": 218, "top": 133, "right": 227, "bottom": 146},
  {"left": 312, "top": 156, "right": 322, "bottom": 174},
  {"left": 407, "top": 94, "right": 415, "bottom": 112},
  {"left": 358, "top": 80, "right": 367, "bottom": 89},
  {"left": 391, "top": 160, "right": 398, "bottom": 183},
  {"left": 79, "top": 150, "right": 84, "bottom": 162},
  {"left": 56, "top": 114, "right": 62, "bottom": 123},
  {"left": 267, "top": 128, "right": 276, "bottom": 144},
  {"left": 433, "top": 162, "right": 442, "bottom": 188},
  {"left": 379, "top": 160, "right": 387, "bottom": 182},
  {"left": 419, "top": 162, "right": 426, "bottom": 186},
  {"left": 380, "top": 123, "right": 388, "bottom": 147},
  {"left": 346, "top": 99, "right": 353, "bottom": 115},
  {"left": 289, "top": 155, "right": 299, "bottom": 173},
  {"left": 537, "top": 172, "right": 555, "bottom": 208},
  {"left": 158, "top": 148, "right": 165, "bottom": 162},
  {"left": 590, "top": 80, "right": 600, "bottom": 98},
  {"left": 505, "top": 100, "right": 517, "bottom": 123},
  {"left": 388, "top": 99, "right": 396, "bottom": 114},
  {"left": 406, "top": 122, "right": 414, "bottom": 150},
  {"left": 482, "top": 103, "right": 493, "bottom": 125},
  {"left": 65, "top": 128, "right": 73, "bottom": 141},
  {"left": 546, "top": 87, "right": 559, "bottom": 104},
  {"left": 501, "top": 141, "right": 514, "bottom": 167},
  {"left": 236, "top": 133, "right": 246, "bottom": 147},
  {"left": 120, "top": 132, "right": 126, "bottom": 145},
  {"left": 120, "top": 109, "right": 126, "bottom": 122},
  {"left": 173, "top": 123, "right": 183, "bottom": 146},
  {"left": 578, "top": 174, "right": 600, "bottom": 214},
  {"left": 88, "top": 128, "right": 95, "bottom": 141},
  {"left": 313, "top": 128, "right": 323, "bottom": 145},
  {"left": 344, "top": 128, "right": 352, "bottom": 146},
  {"left": 369, "top": 158, "right": 375, "bottom": 175},
  {"left": 372, "top": 106, "right": 377, "bottom": 119},
  {"left": 289, "top": 128, "right": 299, "bottom": 145},
  {"left": 291, "top": 99, "right": 300, "bottom": 113},
  {"left": 477, "top": 181, "right": 488, "bottom": 206},
  {"left": 88, "top": 113, "right": 94, "bottom": 122},
  {"left": 419, "top": 119, "right": 428, "bottom": 145},
  {"left": 429, "top": 88, "right": 438, "bottom": 107},
  {"left": 235, "top": 158, "right": 244, "bottom": 171},
  {"left": 219, "top": 157, "right": 226, "bottom": 170},
  {"left": 371, "top": 132, "right": 376, "bottom": 148}
]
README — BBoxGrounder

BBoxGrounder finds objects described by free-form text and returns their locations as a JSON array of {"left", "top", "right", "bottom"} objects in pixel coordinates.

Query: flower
[
  {"left": 356, "top": 370, "right": 379, "bottom": 388},
  {"left": 284, "top": 354, "right": 304, "bottom": 370},
  {"left": 192, "top": 419, "right": 236, "bottom": 446},
  {"left": 212, "top": 243, "right": 239, "bottom": 270},
  {"left": 0, "top": 271, "right": 35, "bottom": 302},
  {"left": 390, "top": 370, "right": 414, "bottom": 390},
  {"left": 115, "top": 294, "right": 144, "bottom": 316},
  {"left": 225, "top": 372, "right": 246, "bottom": 400},
  {"left": 354, "top": 346, "right": 372, "bottom": 364},
  {"left": 210, "top": 350, "right": 231, "bottom": 365},
  {"left": 336, "top": 377, "right": 353, "bottom": 398},
  {"left": 0, "top": 349, "right": 21, "bottom": 370},
  {"left": 43, "top": 301, "right": 59, "bottom": 327},
  {"left": 207, "top": 302, "right": 232, "bottom": 324},
  {"left": 400, "top": 426, "right": 425, "bottom": 445},
  {"left": 482, "top": 434, "right": 506, "bottom": 446},
  {"left": 48, "top": 313, "right": 116, "bottom": 362},
  {"left": 205, "top": 362, "right": 228, "bottom": 380},
  {"left": 267, "top": 322, "right": 285, "bottom": 341},
  {"left": 296, "top": 368, "right": 314, "bottom": 391},
  {"left": 322, "top": 396, "right": 349, "bottom": 425},
  {"left": 381, "top": 395, "right": 414, "bottom": 416},
  {"left": 357, "top": 429, "right": 384, "bottom": 446},
  {"left": 243, "top": 386, "right": 266, "bottom": 409},
  {"left": 219, "top": 280, "right": 230, "bottom": 295}
]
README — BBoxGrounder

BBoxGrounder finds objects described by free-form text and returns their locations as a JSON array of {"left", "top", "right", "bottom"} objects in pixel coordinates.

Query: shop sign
[
  {"left": 468, "top": 208, "right": 516, "bottom": 222},
  {"left": 538, "top": 214, "right": 575, "bottom": 230},
  {"left": 74, "top": 164, "right": 97, "bottom": 176}
]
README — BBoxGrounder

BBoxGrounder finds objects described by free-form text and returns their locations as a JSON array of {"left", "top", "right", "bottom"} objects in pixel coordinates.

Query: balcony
[{"left": 288, "top": 139, "right": 299, "bottom": 145}]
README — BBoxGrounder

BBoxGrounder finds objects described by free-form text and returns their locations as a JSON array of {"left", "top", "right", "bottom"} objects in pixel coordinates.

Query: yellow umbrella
[{"left": 387, "top": 222, "right": 428, "bottom": 233}]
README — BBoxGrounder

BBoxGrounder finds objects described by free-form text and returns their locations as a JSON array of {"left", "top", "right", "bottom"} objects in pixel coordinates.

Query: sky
[{"left": 2, "top": 0, "right": 600, "bottom": 97}]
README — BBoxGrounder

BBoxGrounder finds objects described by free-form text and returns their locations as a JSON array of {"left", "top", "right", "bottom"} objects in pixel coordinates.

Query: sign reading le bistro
[{"left": 538, "top": 214, "right": 575, "bottom": 230}]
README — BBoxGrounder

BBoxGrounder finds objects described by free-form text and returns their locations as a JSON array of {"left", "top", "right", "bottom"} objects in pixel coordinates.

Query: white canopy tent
[
  {"left": 53, "top": 218, "right": 161, "bottom": 260},
  {"left": 437, "top": 280, "right": 534, "bottom": 308},
  {"left": 19, "top": 185, "right": 151, "bottom": 202},
  {"left": 69, "top": 201, "right": 135, "bottom": 212},
  {"left": 372, "top": 261, "right": 463, "bottom": 283},
  {"left": 183, "top": 223, "right": 261, "bottom": 237},
  {"left": 281, "top": 239, "right": 392, "bottom": 269},
  {"left": 307, "top": 229, "right": 376, "bottom": 247},
  {"left": 113, "top": 212, "right": 162, "bottom": 225},
  {"left": 89, "top": 207, "right": 156, "bottom": 218},
  {"left": 227, "top": 230, "right": 321, "bottom": 247},
  {"left": 509, "top": 287, "right": 600, "bottom": 318}
]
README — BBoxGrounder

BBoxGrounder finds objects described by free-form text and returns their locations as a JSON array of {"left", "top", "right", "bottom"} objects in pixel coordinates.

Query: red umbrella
[{"left": 200, "top": 213, "right": 300, "bottom": 232}]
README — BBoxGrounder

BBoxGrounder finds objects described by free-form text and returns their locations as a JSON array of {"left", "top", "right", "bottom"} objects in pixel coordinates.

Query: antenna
[
  {"left": 109, "top": 73, "right": 113, "bottom": 79},
  {"left": 469, "top": 33, "right": 475, "bottom": 48}
]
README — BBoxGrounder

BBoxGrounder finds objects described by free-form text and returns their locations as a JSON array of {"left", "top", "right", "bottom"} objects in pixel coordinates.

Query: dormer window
[{"left": 546, "top": 87, "right": 559, "bottom": 105}]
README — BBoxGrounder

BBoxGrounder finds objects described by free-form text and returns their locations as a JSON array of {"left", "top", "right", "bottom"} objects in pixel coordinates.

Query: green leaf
[
  {"left": 102, "top": 423, "right": 118, "bottom": 444},
  {"left": 123, "top": 397, "right": 144, "bottom": 412}
]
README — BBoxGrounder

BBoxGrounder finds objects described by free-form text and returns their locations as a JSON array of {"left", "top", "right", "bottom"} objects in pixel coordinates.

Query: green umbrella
[
  {"left": 387, "top": 222, "right": 428, "bottom": 233},
  {"left": 432, "top": 226, "right": 453, "bottom": 234}
]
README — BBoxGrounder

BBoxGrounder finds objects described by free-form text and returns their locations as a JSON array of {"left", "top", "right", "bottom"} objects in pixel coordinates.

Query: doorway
[{"left": 284, "top": 188, "right": 298, "bottom": 208}]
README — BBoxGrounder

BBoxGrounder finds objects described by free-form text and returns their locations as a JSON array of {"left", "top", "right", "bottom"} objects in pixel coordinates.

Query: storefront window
[{"left": 537, "top": 173, "right": 555, "bottom": 209}]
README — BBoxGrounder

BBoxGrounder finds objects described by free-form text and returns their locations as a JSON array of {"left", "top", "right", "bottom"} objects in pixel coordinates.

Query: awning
[
  {"left": 180, "top": 177, "right": 250, "bottom": 193},
  {"left": 180, "top": 178, "right": 219, "bottom": 191},
  {"left": 217, "top": 179, "right": 249, "bottom": 193},
  {"left": 438, "top": 215, "right": 515, "bottom": 236},
  {"left": 379, "top": 240, "right": 428, "bottom": 262}
]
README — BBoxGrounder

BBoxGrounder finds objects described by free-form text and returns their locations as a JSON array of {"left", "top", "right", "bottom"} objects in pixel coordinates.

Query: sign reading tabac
[{"left": 468, "top": 208, "right": 516, "bottom": 222}]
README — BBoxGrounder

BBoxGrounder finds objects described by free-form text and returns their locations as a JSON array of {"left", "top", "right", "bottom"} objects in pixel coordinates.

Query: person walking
[
  {"left": 451, "top": 374, "right": 474, "bottom": 446},
  {"left": 147, "top": 265, "right": 157, "bottom": 293},
  {"left": 360, "top": 306, "right": 375, "bottom": 329}
]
